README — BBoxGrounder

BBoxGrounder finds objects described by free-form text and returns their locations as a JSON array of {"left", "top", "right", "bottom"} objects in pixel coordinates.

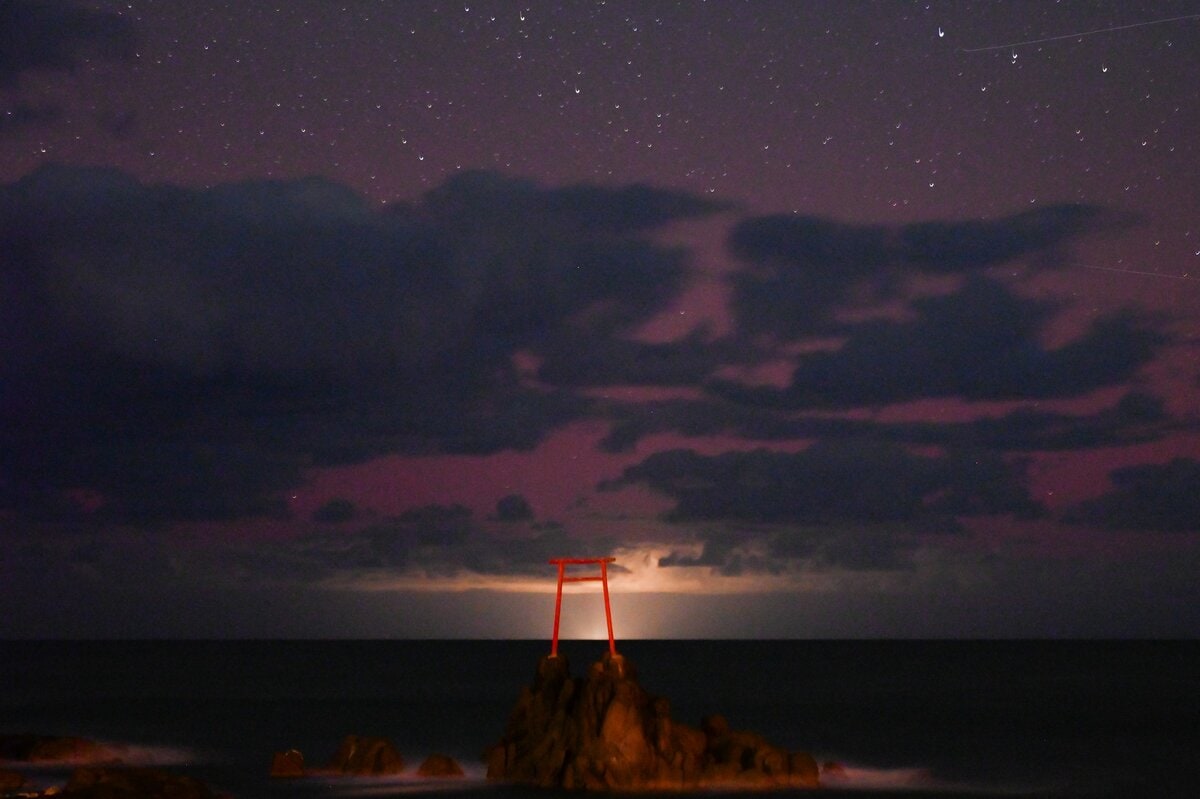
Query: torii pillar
[{"left": 548, "top": 557, "right": 617, "bottom": 657}]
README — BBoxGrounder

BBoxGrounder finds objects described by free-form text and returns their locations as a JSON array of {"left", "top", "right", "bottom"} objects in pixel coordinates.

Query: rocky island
[{"left": 486, "top": 651, "right": 820, "bottom": 791}]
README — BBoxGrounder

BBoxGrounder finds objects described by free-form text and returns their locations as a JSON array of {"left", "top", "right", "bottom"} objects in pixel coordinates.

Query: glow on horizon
[{"left": 315, "top": 544, "right": 806, "bottom": 595}]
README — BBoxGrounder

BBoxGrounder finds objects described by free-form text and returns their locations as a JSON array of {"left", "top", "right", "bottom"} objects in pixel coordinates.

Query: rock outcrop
[
  {"left": 59, "top": 767, "right": 215, "bottom": 799},
  {"left": 269, "top": 737, "right": 425, "bottom": 779},
  {"left": 268, "top": 749, "right": 306, "bottom": 778},
  {"left": 0, "top": 735, "right": 115, "bottom": 765},
  {"left": 416, "top": 754, "right": 464, "bottom": 777},
  {"left": 485, "top": 651, "right": 820, "bottom": 791},
  {"left": 0, "top": 769, "right": 26, "bottom": 793},
  {"left": 326, "top": 736, "right": 404, "bottom": 776}
]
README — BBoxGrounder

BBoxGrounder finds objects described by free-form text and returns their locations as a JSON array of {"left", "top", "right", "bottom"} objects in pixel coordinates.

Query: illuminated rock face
[{"left": 486, "top": 652, "right": 820, "bottom": 791}]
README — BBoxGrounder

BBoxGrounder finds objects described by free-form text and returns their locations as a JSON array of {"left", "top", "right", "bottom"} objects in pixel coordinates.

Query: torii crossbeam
[{"left": 548, "top": 557, "right": 617, "bottom": 657}]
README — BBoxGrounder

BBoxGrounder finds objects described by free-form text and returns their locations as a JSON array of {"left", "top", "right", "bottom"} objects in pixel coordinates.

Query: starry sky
[{"left": 3, "top": 0, "right": 1200, "bottom": 638}]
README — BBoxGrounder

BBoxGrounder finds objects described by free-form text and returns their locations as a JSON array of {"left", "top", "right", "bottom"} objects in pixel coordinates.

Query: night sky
[{"left": 3, "top": 1, "right": 1200, "bottom": 638}]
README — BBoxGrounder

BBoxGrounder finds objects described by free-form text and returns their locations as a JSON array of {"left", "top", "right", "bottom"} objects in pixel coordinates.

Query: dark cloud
[
  {"left": 6, "top": 523, "right": 1200, "bottom": 638},
  {"left": 0, "top": 522, "right": 182, "bottom": 593},
  {"left": 0, "top": 99, "right": 60, "bottom": 132},
  {"left": 895, "top": 205, "right": 1122, "bottom": 270},
  {"left": 94, "top": 106, "right": 137, "bottom": 138},
  {"left": 597, "top": 391, "right": 1171, "bottom": 454},
  {"left": 654, "top": 516, "right": 927, "bottom": 577},
  {"left": 1066, "top": 458, "right": 1200, "bottom": 533},
  {"left": 0, "top": 166, "right": 724, "bottom": 526},
  {"left": 728, "top": 216, "right": 890, "bottom": 338},
  {"left": 494, "top": 494, "right": 534, "bottom": 522},
  {"left": 0, "top": 157, "right": 1177, "bottom": 576},
  {"left": 312, "top": 498, "right": 357, "bottom": 524},
  {"left": 712, "top": 278, "right": 1164, "bottom": 409},
  {"left": 656, "top": 529, "right": 783, "bottom": 576},
  {"left": 524, "top": 180, "right": 731, "bottom": 233},
  {"left": 410, "top": 172, "right": 697, "bottom": 348},
  {"left": 880, "top": 391, "right": 1173, "bottom": 452},
  {"left": 654, "top": 525, "right": 917, "bottom": 576},
  {"left": 0, "top": 1, "right": 138, "bottom": 87},
  {"left": 536, "top": 328, "right": 744, "bottom": 387},
  {"left": 605, "top": 440, "right": 1042, "bottom": 531},
  {"left": 421, "top": 171, "right": 730, "bottom": 234},
  {"left": 393, "top": 503, "right": 475, "bottom": 545},
  {"left": 728, "top": 204, "right": 1119, "bottom": 337},
  {"left": 202, "top": 504, "right": 474, "bottom": 584},
  {"left": 797, "top": 526, "right": 916, "bottom": 571},
  {"left": 211, "top": 502, "right": 618, "bottom": 586}
]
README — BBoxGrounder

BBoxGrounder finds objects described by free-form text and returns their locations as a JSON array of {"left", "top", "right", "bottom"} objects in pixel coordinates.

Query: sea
[{"left": 1, "top": 640, "right": 1197, "bottom": 799}]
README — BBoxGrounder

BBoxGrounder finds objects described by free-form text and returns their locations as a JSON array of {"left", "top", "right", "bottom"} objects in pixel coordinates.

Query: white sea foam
[
  {"left": 821, "top": 762, "right": 938, "bottom": 789},
  {"left": 94, "top": 742, "right": 203, "bottom": 766},
  {"left": 322, "top": 774, "right": 490, "bottom": 796},
  {"left": 820, "top": 760, "right": 1044, "bottom": 794}
]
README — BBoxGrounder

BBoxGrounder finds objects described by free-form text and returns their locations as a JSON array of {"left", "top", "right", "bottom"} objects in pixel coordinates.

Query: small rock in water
[
  {"left": 416, "top": 754, "right": 464, "bottom": 777},
  {"left": 269, "top": 749, "right": 305, "bottom": 778}
]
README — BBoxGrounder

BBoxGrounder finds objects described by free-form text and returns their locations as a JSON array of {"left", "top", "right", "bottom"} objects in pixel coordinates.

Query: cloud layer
[
  {"left": 1, "top": 166, "right": 1191, "bottom": 612},
  {"left": 1, "top": 167, "right": 723, "bottom": 524},
  {"left": 0, "top": 1, "right": 137, "bottom": 87},
  {"left": 1, "top": 1, "right": 138, "bottom": 136}
]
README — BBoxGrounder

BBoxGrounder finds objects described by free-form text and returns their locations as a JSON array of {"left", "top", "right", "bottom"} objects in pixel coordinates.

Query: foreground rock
[
  {"left": 486, "top": 652, "right": 820, "bottom": 791},
  {"left": 0, "top": 769, "right": 26, "bottom": 793},
  {"left": 416, "top": 754, "right": 464, "bottom": 777},
  {"left": 326, "top": 736, "right": 405, "bottom": 776},
  {"left": 61, "top": 767, "right": 214, "bottom": 799},
  {"left": 0, "top": 736, "right": 115, "bottom": 765}
]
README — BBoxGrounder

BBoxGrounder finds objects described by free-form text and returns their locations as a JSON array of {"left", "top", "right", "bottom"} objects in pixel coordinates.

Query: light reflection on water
[{"left": 325, "top": 777, "right": 490, "bottom": 796}]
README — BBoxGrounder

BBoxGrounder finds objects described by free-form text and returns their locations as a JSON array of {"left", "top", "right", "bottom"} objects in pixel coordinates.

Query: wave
[
  {"left": 300, "top": 761, "right": 1018, "bottom": 797},
  {"left": 820, "top": 761, "right": 1047, "bottom": 795},
  {"left": 826, "top": 764, "right": 940, "bottom": 790},
  {"left": 317, "top": 757, "right": 490, "bottom": 795},
  {"left": 326, "top": 776, "right": 491, "bottom": 797},
  {"left": 94, "top": 742, "right": 203, "bottom": 767}
]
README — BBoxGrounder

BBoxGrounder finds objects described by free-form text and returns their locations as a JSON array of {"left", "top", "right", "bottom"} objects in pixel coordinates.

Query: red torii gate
[{"left": 548, "top": 557, "right": 617, "bottom": 658}]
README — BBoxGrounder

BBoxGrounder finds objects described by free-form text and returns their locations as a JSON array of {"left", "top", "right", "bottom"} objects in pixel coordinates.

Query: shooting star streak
[
  {"left": 1079, "top": 264, "right": 1198, "bottom": 281},
  {"left": 960, "top": 12, "right": 1200, "bottom": 53}
]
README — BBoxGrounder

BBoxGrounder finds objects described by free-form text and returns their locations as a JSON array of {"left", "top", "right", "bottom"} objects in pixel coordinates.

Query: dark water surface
[{"left": 1, "top": 640, "right": 1196, "bottom": 798}]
